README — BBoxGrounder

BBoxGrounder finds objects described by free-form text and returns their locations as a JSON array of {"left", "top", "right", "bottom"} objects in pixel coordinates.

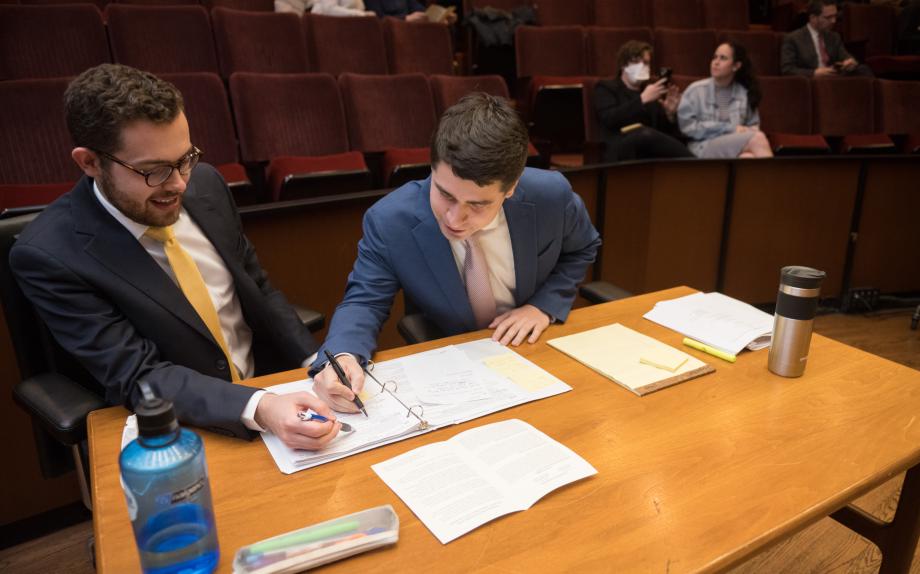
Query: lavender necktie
[{"left": 463, "top": 235, "right": 497, "bottom": 329}]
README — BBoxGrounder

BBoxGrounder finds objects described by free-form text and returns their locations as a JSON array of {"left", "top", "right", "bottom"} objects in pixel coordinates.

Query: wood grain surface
[{"left": 89, "top": 287, "right": 920, "bottom": 573}]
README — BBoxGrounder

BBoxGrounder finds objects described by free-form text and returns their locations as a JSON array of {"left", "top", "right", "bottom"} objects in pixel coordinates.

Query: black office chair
[
  {"left": 0, "top": 212, "right": 106, "bottom": 508},
  {"left": 579, "top": 281, "right": 634, "bottom": 305},
  {"left": 1, "top": 211, "right": 327, "bottom": 509},
  {"left": 397, "top": 292, "right": 445, "bottom": 345}
]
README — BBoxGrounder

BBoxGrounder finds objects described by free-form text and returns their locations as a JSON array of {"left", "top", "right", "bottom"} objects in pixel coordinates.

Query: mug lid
[{"left": 780, "top": 266, "right": 826, "bottom": 289}]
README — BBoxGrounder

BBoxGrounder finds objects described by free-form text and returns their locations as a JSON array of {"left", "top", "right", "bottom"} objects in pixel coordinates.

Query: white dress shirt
[
  {"left": 448, "top": 208, "right": 516, "bottom": 316},
  {"left": 93, "top": 183, "right": 272, "bottom": 429}
]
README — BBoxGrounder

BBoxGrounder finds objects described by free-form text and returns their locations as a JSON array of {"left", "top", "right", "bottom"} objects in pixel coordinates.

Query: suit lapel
[
  {"left": 411, "top": 179, "right": 477, "bottom": 330},
  {"left": 504, "top": 192, "right": 537, "bottom": 306},
  {"left": 802, "top": 27, "right": 820, "bottom": 68},
  {"left": 75, "top": 177, "right": 215, "bottom": 344}
]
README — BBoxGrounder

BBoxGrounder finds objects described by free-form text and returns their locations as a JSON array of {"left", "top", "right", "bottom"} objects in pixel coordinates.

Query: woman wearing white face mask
[{"left": 594, "top": 40, "right": 692, "bottom": 162}]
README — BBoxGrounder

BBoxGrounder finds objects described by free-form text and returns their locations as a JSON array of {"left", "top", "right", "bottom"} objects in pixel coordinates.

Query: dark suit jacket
[
  {"left": 313, "top": 167, "right": 601, "bottom": 370},
  {"left": 10, "top": 164, "right": 317, "bottom": 438},
  {"left": 781, "top": 25, "right": 853, "bottom": 77},
  {"left": 594, "top": 78, "right": 683, "bottom": 162},
  {"left": 364, "top": 0, "right": 425, "bottom": 18}
]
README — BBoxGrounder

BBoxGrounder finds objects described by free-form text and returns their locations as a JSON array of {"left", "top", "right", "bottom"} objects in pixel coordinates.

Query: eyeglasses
[{"left": 94, "top": 146, "right": 203, "bottom": 187}]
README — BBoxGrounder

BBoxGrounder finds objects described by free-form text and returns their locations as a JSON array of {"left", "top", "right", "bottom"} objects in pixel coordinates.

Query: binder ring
[
  {"left": 381, "top": 380, "right": 398, "bottom": 393},
  {"left": 407, "top": 404, "right": 428, "bottom": 429}
]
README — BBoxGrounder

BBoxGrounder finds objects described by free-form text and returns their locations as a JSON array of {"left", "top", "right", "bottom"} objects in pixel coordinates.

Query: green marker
[{"left": 244, "top": 519, "right": 361, "bottom": 555}]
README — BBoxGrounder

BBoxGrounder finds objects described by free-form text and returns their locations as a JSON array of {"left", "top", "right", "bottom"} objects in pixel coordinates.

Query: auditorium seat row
[
  {"left": 0, "top": 4, "right": 455, "bottom": 81},
  {"left": 0, "top": 73, "right": 527, "bottom": 210},
  {"left": 582, "top": 75, "right": 920, "bottom": 158},
  {"left": 0, "top": 0, "right": 272, "bottom": 9},
  {"left": 515, "top": 23, "right": 915, "bottom": 86},
  {"left": 471, "top": 0, "right": 752, "bottom": 30}
]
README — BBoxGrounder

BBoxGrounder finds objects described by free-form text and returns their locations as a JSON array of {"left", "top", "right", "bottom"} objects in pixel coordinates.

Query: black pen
[{"left": 323, "top": 350, "right": 367, "bottom": 417}]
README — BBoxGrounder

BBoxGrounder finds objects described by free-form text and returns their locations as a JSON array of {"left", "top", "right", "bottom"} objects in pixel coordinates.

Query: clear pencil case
[{"left": 232, "top": 505, "right": 399, "bottom": 573}]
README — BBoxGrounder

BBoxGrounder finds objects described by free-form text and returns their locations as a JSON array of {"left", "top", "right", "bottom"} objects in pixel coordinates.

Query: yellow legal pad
[{"left": 548, "top": 323, "right": 714, "bottom": 396}]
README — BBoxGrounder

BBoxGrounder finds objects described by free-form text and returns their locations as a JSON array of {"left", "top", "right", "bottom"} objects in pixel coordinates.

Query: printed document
[
  {"left": 261, "top": 340, "right": 572, "bottom": 473},
  {"left": 643, "top": 292, "right": 773, "bottom": 355},
  {"left": 371, "top": 419, "right": 597, "bottom": 544}
]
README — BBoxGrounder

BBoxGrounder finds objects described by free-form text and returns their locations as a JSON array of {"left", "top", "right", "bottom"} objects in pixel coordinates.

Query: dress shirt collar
[{"left": 807, "top": 23, "right": 820, "bottom": 41}]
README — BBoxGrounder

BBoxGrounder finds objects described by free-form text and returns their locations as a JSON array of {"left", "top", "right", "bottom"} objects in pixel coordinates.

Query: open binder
[{"left": 261, "top": 339, "right": 573, "bottom": 473}]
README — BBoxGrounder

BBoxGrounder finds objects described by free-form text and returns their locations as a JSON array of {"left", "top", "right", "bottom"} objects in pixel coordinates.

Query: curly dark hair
[
  {"left": 615, "top": 40, "right": 653, "bottom": 74},
  {"left": 723, "top": 41, "right": 762, "bottom": 112},
  {"left": 430, "top": 92, "right": 528, "bottom": 192},
  {"left": 63, "top": 64, "right": 184, "bottom": 156}
]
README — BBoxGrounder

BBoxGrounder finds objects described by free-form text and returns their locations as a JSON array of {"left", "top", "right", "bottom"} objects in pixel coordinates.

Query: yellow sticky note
[
  {"left": 639, "top": 355, "right": 688, "bottom": 372},
  {"left": 483, "top": 354, "right": 557, "bottom": 392}
]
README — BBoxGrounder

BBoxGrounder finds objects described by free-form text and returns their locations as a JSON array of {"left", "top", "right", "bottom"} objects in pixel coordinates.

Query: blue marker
[{"left": 298, "top": 410, "right": 353, "bottom": 433}]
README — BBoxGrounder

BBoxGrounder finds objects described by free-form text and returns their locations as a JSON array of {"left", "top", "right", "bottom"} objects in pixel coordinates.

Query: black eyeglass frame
[{"left": 92, "top": 146, "right": 203, "bottom": 188}]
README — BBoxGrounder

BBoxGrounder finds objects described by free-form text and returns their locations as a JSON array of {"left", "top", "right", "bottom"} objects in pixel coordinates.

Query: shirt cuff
[
  {"left": 300, "top": 351, "right": 318, "bottom": 370},
  {"left": 240, "top": 389, "right": 268, "bottom": 432}
]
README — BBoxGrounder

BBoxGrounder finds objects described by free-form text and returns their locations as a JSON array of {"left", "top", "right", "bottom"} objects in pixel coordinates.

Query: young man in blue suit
[
  {"left": 313, "top": 92, "right": 601, "bottom": 412},
  {"left": 10, "top": 64, "right": 341, "bottom": 449}
]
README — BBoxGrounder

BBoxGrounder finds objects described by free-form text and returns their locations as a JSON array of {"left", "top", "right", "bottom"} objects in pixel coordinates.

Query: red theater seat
[
  {"left": 211, "top": 7, "right": 309, "bottom": 79},
  {"left": 230, "top": 73, "right": 370, "bottom": 201},
  {"left": 383, "top": 17, "right": 454, "bottom": 75},
  {"left": 107, "top": 4, "right": 219, "bottom": 74},
  {"left": 0, "top": 4, "right": 109, "bottom": 80},
  {"left": 306, "top": 14, "right": 388, "bottom": 76},
  {"left": 338, "top": 73, "right": 437, "bottom": 188}
]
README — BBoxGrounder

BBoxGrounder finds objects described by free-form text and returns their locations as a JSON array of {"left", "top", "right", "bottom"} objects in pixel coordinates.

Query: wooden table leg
[{"left": 831, "top": 464, "right": 920, "bottom": 574}]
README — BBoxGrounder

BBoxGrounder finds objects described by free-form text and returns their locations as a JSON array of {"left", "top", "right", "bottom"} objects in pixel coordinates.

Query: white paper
[
  {"left": 372, "top": 419, "right": 597, "bottom": 544},
  {"left": 643, "top": 292, "right": 774, "bottom": 355},
  {"left": 260, "top": 379, "right": 422, "bottom": 474},
  {"left": 260, "top": 339, "right": 572, "bottom": 474},
  {"left": 402, "top": 346, "right": 492, "bottom": 405}
]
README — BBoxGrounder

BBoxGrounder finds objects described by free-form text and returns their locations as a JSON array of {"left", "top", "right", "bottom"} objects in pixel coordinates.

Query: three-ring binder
[{"left": 363, "top": 364, "right": 429, "bottom": 430}]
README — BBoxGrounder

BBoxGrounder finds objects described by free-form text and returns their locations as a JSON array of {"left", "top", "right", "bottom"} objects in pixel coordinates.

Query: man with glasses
[
  {"left": 10, "top": 64, "right": 341, "bottom": 450},
  {"left": 781, "top": 0, "right": 873, "bottom": 77}
]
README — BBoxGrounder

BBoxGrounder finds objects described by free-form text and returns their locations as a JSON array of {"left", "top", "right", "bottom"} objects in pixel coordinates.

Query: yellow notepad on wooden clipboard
[{"left": 548, "top": 323, "right": 714, "bottom": 396}]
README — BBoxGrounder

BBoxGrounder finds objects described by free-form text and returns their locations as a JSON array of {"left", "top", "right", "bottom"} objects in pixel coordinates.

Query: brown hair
[
  {"left": 430, "top": 92, "right": 528, "bottom": 192},
  {"left": 806, "top": 0, "right": 836, "bottom": 17},
  {"left": 63, "top": 63, "right": 184, "bottom": 156},
  {"left": 616, "top": 40, "right": 653, "bottom": 74}
]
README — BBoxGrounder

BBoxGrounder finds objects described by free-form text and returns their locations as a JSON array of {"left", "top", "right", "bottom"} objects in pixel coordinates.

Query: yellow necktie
[{"left": 145, "top": 225, "right": 240, "bottom": 382}]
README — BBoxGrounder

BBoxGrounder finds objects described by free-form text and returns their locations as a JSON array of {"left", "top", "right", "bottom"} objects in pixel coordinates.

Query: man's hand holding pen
[
  {"left": 255, "top": 392, "right": 341, "bottom": 450},
  {"left": 313, "top": 353, "right": 367, "bottom": 414}
]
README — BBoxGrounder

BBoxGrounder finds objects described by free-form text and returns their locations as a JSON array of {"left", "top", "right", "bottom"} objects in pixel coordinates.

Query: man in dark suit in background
[
  {"left": 10, "top": 64, "right": 340, "bottom": 449},
  {"left": 781, "top": 0, "right": 873, "bottom": 77}
]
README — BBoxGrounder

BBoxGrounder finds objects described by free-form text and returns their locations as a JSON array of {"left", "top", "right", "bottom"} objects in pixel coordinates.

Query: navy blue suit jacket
[
  {"left": 314, "top": 167, "right": 600, "bottom": 368},
  {"left": 10, "top": 164, "right": 317, "bottom": 438}
]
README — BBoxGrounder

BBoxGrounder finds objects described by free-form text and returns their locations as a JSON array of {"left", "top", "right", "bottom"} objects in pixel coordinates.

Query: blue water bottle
[{"left": 120, "top": 383, "right": 220, "bottom": 574}]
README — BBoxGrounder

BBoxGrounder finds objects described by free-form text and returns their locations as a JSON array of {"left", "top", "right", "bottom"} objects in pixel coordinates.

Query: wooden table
[{"left": 89, "top": 287, "right": 920, "bottom": 573}]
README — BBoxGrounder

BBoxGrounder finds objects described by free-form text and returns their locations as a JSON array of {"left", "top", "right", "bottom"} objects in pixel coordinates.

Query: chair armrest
[
  {"left": 292, "top": 305, "right": 325, "bottom": 333},
  {"left": 579, "top": 281, "right": 634, "bottom": 305},
  {"left": 397, "top": 313, "right": 446, "bottom": 345},
  {"left": 13, "top": 373, "right": 106, "bottom": 446}
]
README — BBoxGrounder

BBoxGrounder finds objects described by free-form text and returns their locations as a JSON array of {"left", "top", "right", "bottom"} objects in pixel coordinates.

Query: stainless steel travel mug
[{"left": 768, "top": 266, "right": 826, "bottom": 377}]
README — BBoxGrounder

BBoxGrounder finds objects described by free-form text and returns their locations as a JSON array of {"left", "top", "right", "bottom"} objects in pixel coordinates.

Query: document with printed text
[{"left": 371, "top": 419, "right": 597, "bottom": 544}]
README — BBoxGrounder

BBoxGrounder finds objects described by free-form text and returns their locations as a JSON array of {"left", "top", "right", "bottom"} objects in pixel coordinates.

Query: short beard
[{"left": 97, "top": 167, "right": 181, "bottom": 228}]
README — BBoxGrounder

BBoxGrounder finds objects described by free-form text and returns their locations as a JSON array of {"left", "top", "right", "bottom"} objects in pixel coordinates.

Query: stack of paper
[{"left": 643, "top": 292, "right": 773, "bottom": 355}]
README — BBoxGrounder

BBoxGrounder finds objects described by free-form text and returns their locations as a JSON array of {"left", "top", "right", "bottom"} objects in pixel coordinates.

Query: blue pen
[{"left": 298, "top": 410, "right": 353, "bottom": 433}]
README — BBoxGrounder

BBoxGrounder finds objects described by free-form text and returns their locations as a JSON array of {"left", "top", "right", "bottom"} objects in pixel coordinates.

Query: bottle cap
[
  {"left": 780, "top": 266, "right": 826, "bottom": 290},
  {"left": 135, "top": 381, "right": 179, "bottom": 438}
]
